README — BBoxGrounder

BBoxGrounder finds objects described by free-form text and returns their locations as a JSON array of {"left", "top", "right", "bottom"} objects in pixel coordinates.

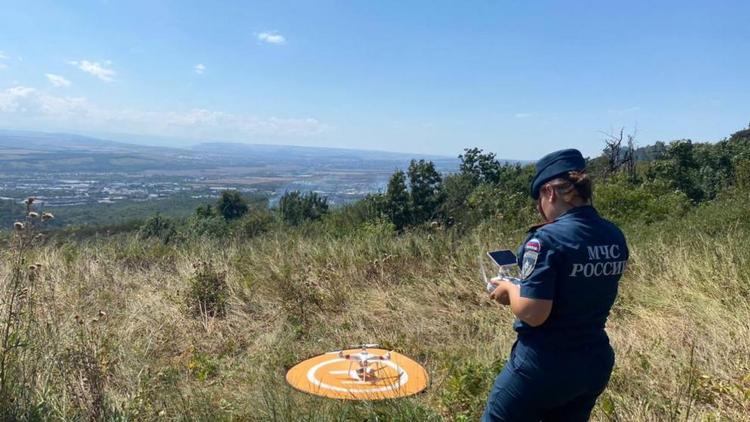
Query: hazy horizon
[
  {"left": 1, "top": 1, "right": 748, "bottom": 160},
  {"left": 0, "top": 127, "right": 463, "bottom": 159}
]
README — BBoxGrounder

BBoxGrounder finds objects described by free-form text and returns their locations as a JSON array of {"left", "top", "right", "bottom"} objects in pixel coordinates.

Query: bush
[
  {"left": 234, "top": 207, "right": 275, "bottom": 238},
  {"left": 187, "top": 215, "right": 230, "bottom": 239},
  {"left": 278, "top": 191, "right": 329, "bottom": 225},
  {"left": 595, "top": 177, "right": 691, "bottom": 225},
  {"left": 385, "top": 170, "right": 412, "bottom": 230},
  {"left": 735, "top": 156, "right": 750, "bottom": 191},
  {"left": 466, "top": 183, "right": 535, "bottom": 227},
  {"left": 138, "top": 214, "right": 178, "bottom": 243},
  {"left": 187, "top": 261, "right": 228, "bottom": 318},
  {"left": 216, "top": 190, "right": 249, "bottom": 220},
  {"left": 408, "top": 159, "right": 444, "bottom": 224},
  {"left": 440, "top": 359, "right": 504, "bottom": 421}
]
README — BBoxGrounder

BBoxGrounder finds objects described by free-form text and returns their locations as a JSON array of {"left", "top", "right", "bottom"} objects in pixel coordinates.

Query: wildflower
[
  {"left": 28, "top": 212, "right": 39, "bottom": 219},
  {"left": 42, "top": 212, "right": 55, "bottom": 221},
  {"left": 14, "top": 222, "right": 24, "bottom": 231}
]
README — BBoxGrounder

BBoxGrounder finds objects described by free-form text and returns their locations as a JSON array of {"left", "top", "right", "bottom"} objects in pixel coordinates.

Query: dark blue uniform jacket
[{"left": 514, "top": 205, "right": 629, "bottom": 348}]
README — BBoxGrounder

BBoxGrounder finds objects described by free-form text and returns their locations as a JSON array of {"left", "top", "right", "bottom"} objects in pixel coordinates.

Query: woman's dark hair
[{"left": 547, "top": 171, "right": 592, "bottom": 203}]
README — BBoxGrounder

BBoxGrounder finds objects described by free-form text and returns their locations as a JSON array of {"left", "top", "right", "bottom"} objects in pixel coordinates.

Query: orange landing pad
[{"left": 286, "top": 348, "right": 429, "bottom": 400}]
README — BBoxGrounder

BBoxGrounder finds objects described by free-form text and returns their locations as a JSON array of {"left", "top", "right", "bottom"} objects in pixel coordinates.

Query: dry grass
[{"left": 0, "top": 208, "right": 748, "bottom": 420}]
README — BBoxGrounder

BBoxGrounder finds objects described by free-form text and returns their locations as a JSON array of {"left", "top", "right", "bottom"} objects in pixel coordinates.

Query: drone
[{"left": 333, "top": 343, "right": 397, "bottom": 383}]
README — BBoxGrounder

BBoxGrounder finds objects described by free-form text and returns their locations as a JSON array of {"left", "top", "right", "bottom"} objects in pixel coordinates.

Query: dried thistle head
[
  {"left": 42, "top": 212, "right": 55, "bottom": 221},
  {"left": 14, "top": 222, "right": 25, "bottom": 231},
  {"left": 28, "top": 212, "right": 39, "bottom": 219},
  {"left": 24, "top": 197, "right": 35, "bottom": 206}
]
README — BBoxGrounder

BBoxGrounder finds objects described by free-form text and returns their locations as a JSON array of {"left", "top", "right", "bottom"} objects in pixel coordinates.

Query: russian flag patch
[{"left": 525, "top": 238, "right": 541, "bottom": 253}]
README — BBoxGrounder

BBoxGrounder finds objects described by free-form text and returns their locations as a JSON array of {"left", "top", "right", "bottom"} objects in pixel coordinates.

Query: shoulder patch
[
  {"left": 525, "top": 238, "right": 541, "bottom": 253},
  {"left": 521, "top": 251, "right": 538, "bottom": 279}
]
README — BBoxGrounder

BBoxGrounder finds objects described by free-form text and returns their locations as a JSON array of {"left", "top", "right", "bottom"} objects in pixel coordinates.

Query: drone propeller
[
  {"left": 356, "top": 343, "right": 380, "bottom": 349},
  {"left": 329, "top": 343, "right": 381, "bottom": 356}
]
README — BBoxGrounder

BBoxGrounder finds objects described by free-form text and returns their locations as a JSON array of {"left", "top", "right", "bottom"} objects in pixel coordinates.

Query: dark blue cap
[{"left": 531, "top": 149, "right": 586, "bottom": 199}]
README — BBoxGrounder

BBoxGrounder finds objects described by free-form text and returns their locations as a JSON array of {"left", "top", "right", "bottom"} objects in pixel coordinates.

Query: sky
[{"left": 0, "top": 0, "right": 748, "bottom": 159}]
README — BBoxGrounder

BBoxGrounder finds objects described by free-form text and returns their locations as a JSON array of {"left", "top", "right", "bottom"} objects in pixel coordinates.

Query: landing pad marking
[{"left": 286, "top": 348, "right": 429, "bottom": 400}]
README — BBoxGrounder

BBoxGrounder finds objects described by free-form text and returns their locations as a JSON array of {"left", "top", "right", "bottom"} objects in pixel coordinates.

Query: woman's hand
[
  {"left": 489, "top": 277, "right": 510, "bottom": 305},
  {"left": 488, "top": 277, "right": 553, "bottom": 326}
]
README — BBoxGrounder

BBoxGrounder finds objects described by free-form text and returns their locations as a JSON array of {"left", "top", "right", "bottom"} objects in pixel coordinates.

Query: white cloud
[
  {"left": 194, "top": 63, "right": 206, "bottom": 75},
  {"left": 67, "top": 60, "right": 116, "bottom": 82},
  {"left": 0, "top": 51, "right": 7, "bottom": 70},
  {"left": 0, "top": 85, "right": 325, "bottom": 140},
  {"left": 257, "top": 31, "right": 286, "bottom": 45},
  {"left": 45, "top": 73, "right": 72, "bottom": 88},
  {"left": 607, "top": 106, "right": 640, "bottom": 116},
  {"left": 0, "top": 86, "right": 87, "bottom": 116}
]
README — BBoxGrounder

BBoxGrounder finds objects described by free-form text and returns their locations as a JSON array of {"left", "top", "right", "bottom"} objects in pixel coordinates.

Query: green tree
[
  {"left": 439, "top": 172, "right": 474, "bottom": 227},
  {"left": 407, "top": 159, "right": 444, "bottom": 224},
  {"left": 216, "top": 190, "right": 249, "bottom": 220},
  {"left": 385, "top": 170, "right": 412, "bottom": 230},
  {"left": 647, "top": 140, "right": 704, "bottom": 202},
  {"left": 187, "top": 215, "right": 230, "bottom": 238},
  {"left": 278, "top": 191, "right": 329, "bottom": 225},
  {"left": 633, "top": 141, "right": 667, "bottom": 161},
  {"left": 235, "top": 207, "right": 275, "bottom": 238},
  {"left": 727, "top": 128, "right": 750, "bottom": 188},
  {"left": 138, "top": 213, "right": 177, "bottom": 243},
  {"left": 595, "top": 177, "right": 691, "bottom": 225},
  {"left": 459, "top": 148, "right": 502, "bottom": 185},
  {"left": 195, "top": 203, "right": 215, "bottom": 218},
  {"left": 735, "top": 159, "right": 750, "bottom": 191}
]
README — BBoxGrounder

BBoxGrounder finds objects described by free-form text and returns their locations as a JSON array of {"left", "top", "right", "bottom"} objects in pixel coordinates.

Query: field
[{"left": 0, "top": 190, "right": 748, "bottom": 421}]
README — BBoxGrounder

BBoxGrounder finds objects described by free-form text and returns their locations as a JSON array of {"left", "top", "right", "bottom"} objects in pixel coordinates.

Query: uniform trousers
[{"left": 482, "top": 338, "right": 614, "bottom": 422}]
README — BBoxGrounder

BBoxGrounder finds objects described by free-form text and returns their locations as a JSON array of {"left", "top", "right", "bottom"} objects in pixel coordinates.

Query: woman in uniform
[{"left": 483, "top": 149, "right": 629, "bottom": 422}]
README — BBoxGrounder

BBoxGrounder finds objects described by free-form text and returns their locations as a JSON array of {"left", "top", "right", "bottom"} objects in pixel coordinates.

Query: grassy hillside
[{"left": 0, "top": 188, "right": 748, "bottom": 420}]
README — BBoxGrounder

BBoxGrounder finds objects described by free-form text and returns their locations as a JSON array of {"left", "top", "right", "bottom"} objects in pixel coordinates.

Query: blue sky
[{"left": 0, "top": 0, "right": 748, "bottom": 159}]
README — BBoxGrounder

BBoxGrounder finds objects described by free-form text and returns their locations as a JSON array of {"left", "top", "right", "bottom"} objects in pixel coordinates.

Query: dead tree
[
  {"left": 601, "top": 127, "right": 637, "bottom": 180},
  {"left": 624, "top": 130, "right": 637, "bottom": 181}
]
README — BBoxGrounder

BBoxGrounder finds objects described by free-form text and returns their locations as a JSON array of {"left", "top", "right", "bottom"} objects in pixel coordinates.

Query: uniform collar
[
  {"left": 526, "top": 205, "right": 596, "bottom": 232},
  {"left": 555, "top": 205, "right": 597, "bottom": 221},
  {"left": 526, "top": 222, "right": 551, "bottom": 233}
]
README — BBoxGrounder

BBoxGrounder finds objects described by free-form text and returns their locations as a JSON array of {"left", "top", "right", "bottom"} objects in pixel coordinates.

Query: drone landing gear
[{"left": 355, "top": 366, "right": 375, "bottom": 382}]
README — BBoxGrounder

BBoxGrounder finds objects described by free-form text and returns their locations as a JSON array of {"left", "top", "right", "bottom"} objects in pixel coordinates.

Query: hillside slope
[{"left": 0, "top": 190, "right": 748, "bottom": 420}]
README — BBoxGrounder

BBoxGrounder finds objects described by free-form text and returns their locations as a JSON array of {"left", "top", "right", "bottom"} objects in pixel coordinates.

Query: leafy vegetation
[
  {"left": 188, "top": 261, "right": 229, "bottom": 319},
  {"left": 278, "top": 191, "right": 330, "bottom": 226},
  {"left": 216, "top": 190, "right": 250, "bottom": 220},
  {"left": 0, "top": 125, "right": 749, "bottom": 420}
]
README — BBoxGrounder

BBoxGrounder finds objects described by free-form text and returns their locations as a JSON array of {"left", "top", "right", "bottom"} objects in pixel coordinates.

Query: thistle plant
[{"left": 0, "top": 197, "right": 53, "bottom": 416}]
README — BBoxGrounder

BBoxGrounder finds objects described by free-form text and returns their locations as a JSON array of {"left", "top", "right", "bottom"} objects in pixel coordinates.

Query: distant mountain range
[
  {"left": 0, "top": 129, "right": 531, "bottom": 213},
  {"left": 0, "top": 129, "right": 458, "bottom": 174}
]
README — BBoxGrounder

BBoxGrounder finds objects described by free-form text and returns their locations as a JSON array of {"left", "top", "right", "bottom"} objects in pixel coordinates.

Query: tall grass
[{"left": 1, "top": 195, "right": 749, "bottom": 420}]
